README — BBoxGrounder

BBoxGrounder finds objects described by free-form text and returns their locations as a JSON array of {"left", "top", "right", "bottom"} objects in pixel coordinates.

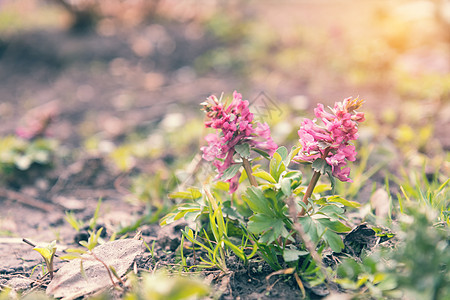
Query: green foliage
[
  {"left": 336, "top": 256, "right": 400, "bottom": 299},
  {"left": 246, "top": 147, "right": 354, "bottom": 259},
  {"left": 161, "top": 187, "right": 204, "bottom": 226},
  {"left": 60, "top": 228, "right": 104, "bottom": 261},
  {"left": 0, "top": 136, "right": 58, "bottom": 184},
  {"left": 33, "top": 240, "right": 57, "bottom": 279},
  {"left": 64, "top": 198, "right": 103, "bottom": 232},
  {"left": 124, "top": 271, "right": 209, "bottom": 300},
  {"left": 164, "top": 146, "right": 358, "bottom": 281},
  {"left": 64, "top": 212, "right": 84, "bottom": 232},
  {"left": 396, "top": 170, "right": 449, "bottom": 222},
  {"left": 337, "top": 186, "right": 449, "bottom": 298},
  {"left": 177, "top": 188, "right": 255, "bottom": 271},
  {"left": 59, "top": 228, "right": 124, "bottom": 289},
  {"left": 386, "top": 206, "right": 450, "bottom": 300}
]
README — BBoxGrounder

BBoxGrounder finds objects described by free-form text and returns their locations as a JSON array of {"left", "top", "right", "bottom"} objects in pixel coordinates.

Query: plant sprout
[{"left": 31, "top": 240, "right": 57, "bottom": 279}]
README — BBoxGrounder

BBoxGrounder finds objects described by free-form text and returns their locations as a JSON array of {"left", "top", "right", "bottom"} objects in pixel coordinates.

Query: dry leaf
[{"left": 47, "top": 238, "right": 143, "bottom": 300}]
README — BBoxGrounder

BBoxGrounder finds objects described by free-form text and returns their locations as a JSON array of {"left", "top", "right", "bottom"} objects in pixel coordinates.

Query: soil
[{"left": 0, "top": 1, "right": 447, "bottom": 299}]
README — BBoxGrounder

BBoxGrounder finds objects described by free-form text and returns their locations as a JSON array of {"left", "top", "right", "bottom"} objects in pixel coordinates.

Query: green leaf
[
  {"left": 253, "top": 171, "right": 277, "bottom": 183},
  {"left": 59, "top": 254, "right": 82, "bottom": 260},
  {"left": 169, "top": 188, "right": 202, "bottom": 200},
  {"left": 221, "top": 163, "right": 242, "bottom": 181},
  {"left": 247, "top": 214, "right": 275, "bottom": 234},
  {"left": 312, "top": 158, "right": 331, "bottom": 175},
  {"left": 223, "top": 240, "right": 245, "bottom": 262},
  {"left": 65, "top": 212, "right": 83, "bottom": 232},
  {"left": 235, "top": 143, "right": 251, "bottom": 159},
  {"left": 65, "top": 248, "right": 87, "bottom": 254},
  {"left": 276, "top": 146, "right": 288, "bottom": 163},
  {"left": 328, "top": 196, "right": 361, "bottom": 208},
  {"left": 313, "top": 184, "right": 332, "bottom": 194},
  {"left": 270, "top": 152, "right": 286, "bottom": 181},
  {"left": 109, "top": 265, "right": 120, "bottom": 280},
  {"left": 243, "top": 187, "right": 272, "bottom": 216},
  {"left": 79, "top": 241, "right": 89, "bottom": 248},
  {"left": 249, "top": 214, "right": 288, "bottom": 244},
  {"left": 89, "top": 198, "right": 102, "bottom": 230},
  {"left": 288, "top": 146, "right": 301, "bottom": 162},
  {"left": 280, "top": 177, "right": 292, "bottom": 196},
  {"left": 283, "top": 248, "right": 309, "bottom": 262},
  {"left": 33, "top": 240, "right": 57, "bottom": 266},
  {"left": 282, "top": 170, "right": 302, "bottom": 180},
  {"left": 316, "top": 218, "right": 351, "bottom": 233},
  {"left": 318, "top": 205, "right": 345, "bottom": 219},
  {"left": 252, "top": 148, "right": 270, "bottom": 159},
  {"left": 299, "top": 216, "right": 319, "bottom": 244},
  {"left": 323, "top": 230, "right": 344, "bottom": 253}
]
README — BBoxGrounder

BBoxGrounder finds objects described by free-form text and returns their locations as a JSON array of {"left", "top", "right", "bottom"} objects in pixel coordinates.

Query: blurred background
[{"left": 0, "top": 0, "right": 449, "bottom": 203}]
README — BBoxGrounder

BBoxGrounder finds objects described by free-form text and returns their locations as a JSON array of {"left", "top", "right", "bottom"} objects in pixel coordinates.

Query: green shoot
[{"left": 32, "top": 240, "right": 57, "bottom": 279}]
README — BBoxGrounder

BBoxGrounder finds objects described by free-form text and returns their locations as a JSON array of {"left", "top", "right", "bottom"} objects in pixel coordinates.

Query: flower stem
[
  {"left": 242, "top": 158, "right": 258, "bottom": 187},
  {"left": 299, "top": 148, "right": 331, "bottom": 216},
  {"left": 287, "top": 195, "right": 331, "bottom": 290}
]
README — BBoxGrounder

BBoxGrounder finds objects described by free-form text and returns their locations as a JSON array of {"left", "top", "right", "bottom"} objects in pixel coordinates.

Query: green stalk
[
  {"left": 242, "top": 158, "right": 258, "bottom": 187},
  {"left": 299, "top": 148, "right": 331, "bottom": 216}
]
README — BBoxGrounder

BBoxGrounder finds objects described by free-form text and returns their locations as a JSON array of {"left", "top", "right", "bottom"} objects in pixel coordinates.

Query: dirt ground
[{"left": 0, "top": 0, "right": 449, "bottom": 299}]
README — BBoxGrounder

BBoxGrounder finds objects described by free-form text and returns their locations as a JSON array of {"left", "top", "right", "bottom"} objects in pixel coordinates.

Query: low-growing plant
[
  {"left": 336, "top": 255, "right": 400, "bottom": 299},
  {"left": 65, "top": 198, "right": 103, "bottom": 233},
  {"left": 60, "top": 228, "right": 124, "bottom": 289},
  {"left": 32, "top": 240, "right": 57, "bottom": 279},
  {"left": 163, "top": 92, "right": 366, "bottom": 293},
  {"left": 0, "top": 136, "right": 58, "bottom": 185},
  {"left": 395, "top": 169, "right": 449, "bottom": 223},
  {"left": 386, "top": 205, "right": 450, "bottom": 300},
  {"left": 0, "top": 106, "right": 58, "bottom": 186},
  {"left": 124, "top": 270, "right": 210, "bottom": 300}
]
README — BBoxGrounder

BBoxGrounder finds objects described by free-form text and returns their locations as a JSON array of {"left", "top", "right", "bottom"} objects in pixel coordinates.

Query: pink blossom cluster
[
  {"left": 294, "top": 97, "right": 365, "bottom": 182},
  {"left": 201, "top": 91, "right": 277, "bottom": 192}
]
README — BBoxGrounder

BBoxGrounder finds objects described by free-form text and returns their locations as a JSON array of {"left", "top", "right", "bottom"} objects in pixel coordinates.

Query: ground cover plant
[{"left": 0, "top": 0, "right": 449, "bottom": 299}]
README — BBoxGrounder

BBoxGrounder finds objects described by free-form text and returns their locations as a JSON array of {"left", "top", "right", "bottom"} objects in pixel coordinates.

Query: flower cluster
[
  {"left": 201, "top": 91, "right": 277, "bottom": 192},
  {"left": 294, "top": 97, "right": 365, "bottom": 182}
]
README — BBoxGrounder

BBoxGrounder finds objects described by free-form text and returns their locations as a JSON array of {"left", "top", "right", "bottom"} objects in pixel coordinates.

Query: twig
[
  {"left": 0, "top": 188, "right": 53, "bottom": 212},
  {"left": 90, "top": 251, "right": 124, "bottom": 289},
  {"left": 287, "top": 195, "right": 332, "bottom": 290}
]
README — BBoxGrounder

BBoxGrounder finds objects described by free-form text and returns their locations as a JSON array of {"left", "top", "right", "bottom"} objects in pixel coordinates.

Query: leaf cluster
[
  {"left": 163, "top": 146, "right": 360, "bottom": 283},
  {"left": 0, "top": 136, "right": 57, "bottom": 184}
]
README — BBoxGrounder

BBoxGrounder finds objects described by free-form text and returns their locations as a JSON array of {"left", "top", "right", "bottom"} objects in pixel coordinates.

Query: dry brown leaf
[{"left": 46, "top": 238, "right": 143, "bottom": 300}]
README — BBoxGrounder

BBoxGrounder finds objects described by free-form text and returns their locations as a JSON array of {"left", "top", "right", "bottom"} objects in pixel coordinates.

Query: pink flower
[
  {"left": 294, "top": 97, "right": 364, "bottom": 182},
  {"left": 200, "top": 91, "right": 278, "bottom": 193}
]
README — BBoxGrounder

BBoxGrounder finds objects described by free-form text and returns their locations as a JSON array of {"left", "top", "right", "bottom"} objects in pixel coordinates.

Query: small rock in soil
[{"left": 5, "top": 277, "right": 34, "bottom": 291}]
